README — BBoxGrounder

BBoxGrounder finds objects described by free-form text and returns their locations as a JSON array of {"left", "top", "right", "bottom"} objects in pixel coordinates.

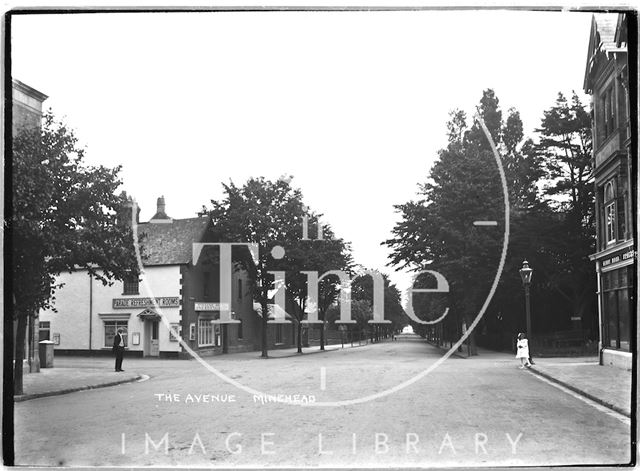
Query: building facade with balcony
[{"left": 584, "top": 13, "right": 635, "bottom": 369}]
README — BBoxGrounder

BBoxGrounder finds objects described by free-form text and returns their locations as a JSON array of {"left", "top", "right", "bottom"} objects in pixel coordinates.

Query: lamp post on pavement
[{"left": 519, "top": 260, "right": 533, "bottom": 357}]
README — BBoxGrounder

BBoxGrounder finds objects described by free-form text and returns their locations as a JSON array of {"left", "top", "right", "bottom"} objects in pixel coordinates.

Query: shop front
[{"left": 594, "top": 243, "right": 635, "bottom": 369}]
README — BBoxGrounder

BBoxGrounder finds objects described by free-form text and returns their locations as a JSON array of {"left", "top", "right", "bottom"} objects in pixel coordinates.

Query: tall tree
[
  {"left": 535, "top": 92, "right": 596, "bottom": 330},
  {"left": 11, "top": 111, "right": 138, "bottom": 394},
  {"left": 386, "top": 90, "right": 513, "bottom": 355},
  {"left": 207, "top": 177, "right": 308, "bottom": 358},
  {"left": 387, "top": 89, "right": 598, "bottom": 355},
  {"left": 537, "top": 92, "right": 594, "bottom": 220},
  {"left": 278, "top": 221, "right": 353, "bottom": 353}
]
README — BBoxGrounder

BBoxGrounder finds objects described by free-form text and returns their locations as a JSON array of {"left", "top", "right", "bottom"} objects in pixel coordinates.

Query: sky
[{"left": 10, "top": 9, "right": 594, "bottom": 301}]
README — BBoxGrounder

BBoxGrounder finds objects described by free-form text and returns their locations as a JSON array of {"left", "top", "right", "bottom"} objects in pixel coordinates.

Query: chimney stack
[
  {"left": 117, "top": 193, "right": 140, "bottom": 226},
  {"left": 150, "top": 195, "right": 172, "bottom": 223},
  {"left": 157, "top": 196, "right": 165, "bottom": 215}
]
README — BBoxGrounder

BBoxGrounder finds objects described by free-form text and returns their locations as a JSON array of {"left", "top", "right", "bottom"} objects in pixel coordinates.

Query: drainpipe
[
  {"left": 89, "top": 273, "right": 93, "bottom": 352},
  {"left": 595, "top": 261, "right": 603, "bottom": 365}
]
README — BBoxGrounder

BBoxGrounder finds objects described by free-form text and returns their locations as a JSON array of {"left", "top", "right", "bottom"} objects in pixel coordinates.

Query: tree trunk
[
  {"left": 14, "top": 314, "right": 27, "bottom": 395},
  {"left": 260, "top": 301, "right": 269, "bottom": 358},
  {"left": 297, "top": 322, "right": 303, "bottom": 354}
]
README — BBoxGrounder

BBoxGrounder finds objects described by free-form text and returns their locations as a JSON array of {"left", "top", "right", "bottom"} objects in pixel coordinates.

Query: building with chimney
[
  {"left": 584, "top": 13, "right": 635, "bottom": 369},
  {"left": 39, "top": 196, "right": 296, "bottom": 358}
]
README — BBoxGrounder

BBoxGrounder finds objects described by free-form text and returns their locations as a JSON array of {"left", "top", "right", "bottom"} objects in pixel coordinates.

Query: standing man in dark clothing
[{"left": 113, "top": 328, "right": 125, "bottom": 372}]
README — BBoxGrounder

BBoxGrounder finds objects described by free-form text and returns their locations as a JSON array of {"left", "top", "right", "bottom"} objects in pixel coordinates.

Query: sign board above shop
[
  {"left": 601, "top": 248, "right": 636, "bottom": 269},
  {"left": 194, "top": 302, "right": 230, "bottom": 311},
  {"left": 112, "top": 297, "right": 180, "bottom": 309}
]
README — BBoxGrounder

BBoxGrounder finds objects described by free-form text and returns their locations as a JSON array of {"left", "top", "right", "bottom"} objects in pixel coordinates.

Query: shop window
[
  {"left": 602, "top": 268, "right": 632, "bottom": 352},
  {"left": 618, "top": 288, "right": 630, "bottom": 351},
  {"left": 105, "top": 321, "right": 128, "bottom": 347},
  {"left": 39, "top": 321, "right": 50, "bottom": 341},
  {"left": 123, "top": 275, "right": 139, "bottom": 295},
  {"left": 198, "top": 318, "right": 213, "bottom": 346}
]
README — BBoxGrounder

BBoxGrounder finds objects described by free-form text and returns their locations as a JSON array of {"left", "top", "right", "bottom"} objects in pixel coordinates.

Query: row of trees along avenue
[
  {"left": 385, "top": 89, "right": 594, "bottom": 354},
  {"left": 206, "top": 177, "right": 407, "bottom": 357}
]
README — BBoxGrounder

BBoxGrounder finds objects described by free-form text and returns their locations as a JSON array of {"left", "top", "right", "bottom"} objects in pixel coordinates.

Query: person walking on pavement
[
  {"left": 113, "top": 328, "right": 125, "bottom": 372},
  {"left": 516, "top": 332, "right": 531, "bottom": 369}
]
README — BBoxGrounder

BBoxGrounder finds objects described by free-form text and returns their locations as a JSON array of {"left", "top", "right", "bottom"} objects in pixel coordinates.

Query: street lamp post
[{"left": 519, "top": 260, "right": 533, "bottom": 348}]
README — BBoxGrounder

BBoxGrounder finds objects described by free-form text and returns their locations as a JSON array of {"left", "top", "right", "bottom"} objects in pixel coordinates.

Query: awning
[{"left": 137, "top": 308, "right": 162, "bottom": 321}]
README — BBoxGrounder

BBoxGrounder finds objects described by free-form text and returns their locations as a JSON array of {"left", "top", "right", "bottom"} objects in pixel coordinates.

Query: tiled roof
[{"left": 138, "top": 217, "right": 210, "bottom": 266}]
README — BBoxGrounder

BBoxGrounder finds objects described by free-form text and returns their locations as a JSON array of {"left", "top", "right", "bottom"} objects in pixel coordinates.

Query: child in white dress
[{"left": 516, "top": 333, "right": 532, "bottom": 368}]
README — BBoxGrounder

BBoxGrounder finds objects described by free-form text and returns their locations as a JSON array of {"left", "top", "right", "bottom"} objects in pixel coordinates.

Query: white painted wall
[{"left": 40, "top": 265, "right": 183, "bottom": 354}]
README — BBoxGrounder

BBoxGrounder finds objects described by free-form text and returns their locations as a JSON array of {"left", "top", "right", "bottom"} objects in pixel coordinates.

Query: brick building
[{"left": 584, "top": 13, "right": 635, "bottom": 369}]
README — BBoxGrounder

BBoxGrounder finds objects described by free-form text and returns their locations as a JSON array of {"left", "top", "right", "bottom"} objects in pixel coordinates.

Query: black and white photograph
[{"left": 4, "top": 3, "right": 637, "bottom": 468}]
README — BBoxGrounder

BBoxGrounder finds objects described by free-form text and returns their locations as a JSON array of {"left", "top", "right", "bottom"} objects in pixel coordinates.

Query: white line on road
[
  {"left": 320, "top": 367, "right": 326, "bottom": 391},
  {"left": 136, "top": 374, "right": 150, "bottom": 383},
  {"left": 527, "top": 370, "right": 630, "bottom": 426}
]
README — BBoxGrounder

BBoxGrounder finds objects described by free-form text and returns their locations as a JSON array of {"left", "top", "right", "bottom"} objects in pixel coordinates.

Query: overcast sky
[{"left": 11, "top": 9, "right": 594, "bottom": 300}]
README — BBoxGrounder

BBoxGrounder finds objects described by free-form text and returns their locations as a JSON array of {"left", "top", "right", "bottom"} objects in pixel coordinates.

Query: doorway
[{"left": 145, "top": 320, "right": 160, "bottom": 357}]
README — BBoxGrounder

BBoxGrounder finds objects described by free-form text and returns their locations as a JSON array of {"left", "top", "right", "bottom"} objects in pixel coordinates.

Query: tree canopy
[
  {"left": 207, "top": 176, "right": 352, "bottom": 356},
  {"left": 385, "top": 89, "right": 596, "bottom": 353},
  {"left": 11, "top": 110, "right": 138, "bottom": 394}
]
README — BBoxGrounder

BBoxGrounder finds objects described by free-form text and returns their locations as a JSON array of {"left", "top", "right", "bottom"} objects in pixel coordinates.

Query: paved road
[{"left": 14, "top": 338, "right": 631, "bottom": 467}]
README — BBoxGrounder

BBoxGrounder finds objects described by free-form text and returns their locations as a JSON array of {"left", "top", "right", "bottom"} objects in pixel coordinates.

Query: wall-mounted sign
[
  {"left": 131, "top": 332, "right": 140, "bottom": 345},
  {"left": 602, "top": 248, "right": 635, "bottom": 268},
  {"left": 52, "top": 333, "right": 60, "bottom": 345},
  {"left": 169, "top": 323, "right": 181, "bottom": 342},
  {"left": 194, "top": 302, "right": 230, "bottom": 311},
  {"left": 113, "top": 297, "right": 180, "bottom": 309}
]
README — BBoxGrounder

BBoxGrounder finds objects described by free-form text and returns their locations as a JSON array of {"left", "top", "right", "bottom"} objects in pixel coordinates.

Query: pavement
[
  {"left": 527, "top": 356, "right": 631, "bottom": 417},
  {"left": 474, "top": 346, "right": 632, "bottom": 417},
  {"left": 12, "top": 340, "right": 373, "bottom": 402},
  {"left": 412, "top": 340, "right": 631, "bottom": 418},
  {"left": 15, "top": 365, "right": 143, "bottom": 402},
  {"left": 14, "top": 339, "right": 633, "bottom": 420}
]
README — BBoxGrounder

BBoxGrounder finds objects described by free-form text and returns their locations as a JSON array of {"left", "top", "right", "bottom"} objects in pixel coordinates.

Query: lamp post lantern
[{"left": 519, "top": 260, "right": 533, "bottom": 343}]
